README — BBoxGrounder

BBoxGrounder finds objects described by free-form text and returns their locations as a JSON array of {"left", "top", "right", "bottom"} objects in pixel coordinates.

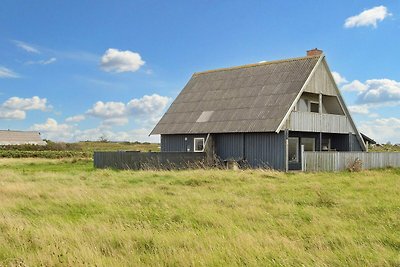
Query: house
[
  {"left": 0, "top": 130, "right": 47, "bottom": 146},
  {"left": 151, "top": 49, "right": 366, "bottom": 170}
]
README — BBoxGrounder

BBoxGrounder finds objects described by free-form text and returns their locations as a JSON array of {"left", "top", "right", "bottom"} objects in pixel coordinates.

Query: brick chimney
[{"left": 307, "top": 48, "right": 323, "bottom": 56}]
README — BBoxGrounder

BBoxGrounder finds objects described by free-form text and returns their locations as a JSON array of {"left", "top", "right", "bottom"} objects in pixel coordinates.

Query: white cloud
[
  {"left": 100, "top": 48, "right": 145, "bottom": 73},
  {"left": 341, "top": 80, "right": 368, "bottom": 92},
  {"left": 30, "top": 118, "right": 75, "bottom": 140},
  {"left": 87, "top": 101, "right": 127, "bottom": 119},
  {"left": 65, "top": 115, "right": 85, "bottom": 123},
  {"left": 31, "top": 118, "right": 71, "bottom": 132},
  {"left": 2, "top": 96, "right": 49, "bottom": 111},
  {"left": 359, "top": 117, "right": 400, "bottom": 144},
  {"left": 26, "top": 57, "right": 57, "bottom": 65},
  {"left": 348, "top": 105, "right": 370, "bottom": 115},
  {"left": 0, "top": 96, "right": 50, "bottom": 121},
  {"left": 86, "top": 94, "right": 170, "bottom": 127},
  {"left": 332, "top": 71, "right": 348, "bottom": 85},
  {"left": 0, "top": 66, "right": 19, "bottom": 78},
  {"left": 14, "top": 40, "right": 40, "bottom": 53},
  {"left": 30, "top": 118, "right": 159, "bottom": 143},
  {"left": 0, "top": 109, "right": 25, "bottom": 120},
  {"left": 356, "top": 79, "right": 400, "bottom": 104},
  {"left": 344, "top": 6, "right": 391, "bottom": 28},
  {"left": 127, "top": 94, "right": 170, "bottom": 115}
]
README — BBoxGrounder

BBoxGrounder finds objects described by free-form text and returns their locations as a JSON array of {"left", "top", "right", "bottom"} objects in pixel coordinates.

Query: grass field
[{"left": 0, "top": 159, "right": 399, "bottom": 266}]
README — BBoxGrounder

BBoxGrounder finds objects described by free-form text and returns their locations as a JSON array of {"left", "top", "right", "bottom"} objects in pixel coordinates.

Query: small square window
[
  {"left": 194, "top": 138, "right": 205, "bottom": 152},
  {"left": 310, "top": 102, "right": 319, "bottom": 113}
]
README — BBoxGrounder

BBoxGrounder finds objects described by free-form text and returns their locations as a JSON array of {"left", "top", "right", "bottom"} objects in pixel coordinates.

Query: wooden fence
[
  {"left": 93, "top": 151, "right": 207, "bottom": 170},
  {"left": 304, "top": 151, "right": 400, "bottom": 172}
]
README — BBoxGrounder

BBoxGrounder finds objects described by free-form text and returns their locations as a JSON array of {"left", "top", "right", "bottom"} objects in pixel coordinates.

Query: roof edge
[{"left": 193, "top": 55, "right": 322, "bottom": 76}]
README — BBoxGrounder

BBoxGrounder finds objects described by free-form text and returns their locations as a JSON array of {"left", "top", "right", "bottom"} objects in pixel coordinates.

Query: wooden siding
[
  {"left": 303, "top": 60, "right": 336, "bottom": 96},
  {"left": 161, "top": 134, "right": 207, "bottom": 152},
  {"left": 304, "top": 151, "right": 400, "bottom": 172},
  {"left": 288, "top": 111, "right": 354, "bottom": 134}
]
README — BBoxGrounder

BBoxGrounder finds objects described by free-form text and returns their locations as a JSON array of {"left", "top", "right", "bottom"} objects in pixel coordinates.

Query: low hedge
[{"left": 0, "top": 150, "right": 92, "bottom": 159}]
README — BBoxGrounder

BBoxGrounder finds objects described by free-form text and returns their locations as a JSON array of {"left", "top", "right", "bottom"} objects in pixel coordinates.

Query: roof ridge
[{"left": 193, "top": 55, "right": 322, "bottom": 76}]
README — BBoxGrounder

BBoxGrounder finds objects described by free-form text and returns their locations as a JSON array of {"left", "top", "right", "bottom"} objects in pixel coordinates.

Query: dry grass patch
[{"left": 0, "top": 159, "right": 399, "bottom": 266}]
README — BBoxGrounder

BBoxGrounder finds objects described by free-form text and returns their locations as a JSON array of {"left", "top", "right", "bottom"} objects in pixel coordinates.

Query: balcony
[{"left": 287, "top": 111, "right": 354, "bottom": 134}]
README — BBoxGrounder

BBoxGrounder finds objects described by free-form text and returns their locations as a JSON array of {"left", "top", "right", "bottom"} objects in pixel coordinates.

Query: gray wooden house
[{"left": 151, "top": 49, "right": 366, "bottom": 170}]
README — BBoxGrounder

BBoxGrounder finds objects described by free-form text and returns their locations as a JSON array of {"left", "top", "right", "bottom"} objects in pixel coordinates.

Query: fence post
[{"left": 301, "top": 145, "right": 305, "bottom": 171}]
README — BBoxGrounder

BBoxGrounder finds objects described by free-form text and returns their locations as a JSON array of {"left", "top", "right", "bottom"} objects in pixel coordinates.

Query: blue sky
[{"left": 0, "top": 1, "right": 399, "bottom": 143}]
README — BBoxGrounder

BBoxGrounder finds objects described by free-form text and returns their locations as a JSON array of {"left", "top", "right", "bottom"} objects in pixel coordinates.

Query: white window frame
[
  {"left": 193, "top": 138, "right": 205, "bottom": 152},
  {"left": 309, "top": 101, "right": 320, "bottom": 113}
]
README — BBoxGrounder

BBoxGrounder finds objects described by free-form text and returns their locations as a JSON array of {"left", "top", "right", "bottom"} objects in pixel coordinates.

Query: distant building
[
  {"left": 151, "top": 49, "right": 366, "bottom": 171},
  {"left": 0, "top": 130, "right": 47, "bottom": 146}
]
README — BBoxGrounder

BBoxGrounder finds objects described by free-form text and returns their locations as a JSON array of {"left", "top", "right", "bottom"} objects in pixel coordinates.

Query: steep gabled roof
[
  {"left": 151, "top": 55, "right": 321, "bottom": 135},
  {"left": 0, "top": 130, "right": 46, "bottom": 145}
]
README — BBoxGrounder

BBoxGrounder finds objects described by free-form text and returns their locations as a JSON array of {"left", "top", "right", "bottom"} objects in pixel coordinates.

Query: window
[
  {"left": 194, "top": 138, "right": 205, "bottom": 152},
  {"left": 309, "top": 102, "right": 319, "bottom": 113},
  {"left": 288, "top": 137, "right": 299, "bottom": 163},
  {"left": 301, "top": 138, "right": 315, "bottom": 151},
  {"left": 322, "top": 138, "right": 331, "bottom": 151}
]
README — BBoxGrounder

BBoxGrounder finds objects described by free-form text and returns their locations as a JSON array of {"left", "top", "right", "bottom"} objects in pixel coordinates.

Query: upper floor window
[{"left": 309, "top": 102, "right": 319, "bottom": 113}]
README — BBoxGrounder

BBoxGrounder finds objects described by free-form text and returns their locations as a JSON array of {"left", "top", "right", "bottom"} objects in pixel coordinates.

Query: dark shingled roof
[{"left": 151, "top": 55, "right": 321, "bottom": 135}]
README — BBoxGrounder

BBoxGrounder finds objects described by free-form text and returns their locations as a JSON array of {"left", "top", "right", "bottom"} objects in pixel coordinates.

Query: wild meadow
[{"left": 0, "top": 158, "right": 399, "bottom": 266}]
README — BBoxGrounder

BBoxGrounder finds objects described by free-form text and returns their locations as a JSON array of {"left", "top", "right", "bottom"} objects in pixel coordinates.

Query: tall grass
[{"left": 0, "top": 159, "right": 399, "bottom": 266}]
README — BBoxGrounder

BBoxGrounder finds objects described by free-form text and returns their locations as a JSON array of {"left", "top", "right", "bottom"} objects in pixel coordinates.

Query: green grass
[
  {"left": 0, "top": 158, "right": 399, "bottom": 266},
  {"left": 369, "top": 144, "right": 400, "bottom": 152}
]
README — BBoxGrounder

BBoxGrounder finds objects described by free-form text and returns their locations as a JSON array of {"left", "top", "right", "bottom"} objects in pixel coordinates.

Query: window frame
[{"left": 193, "top": 138, "right": 205, "bottom": 152}]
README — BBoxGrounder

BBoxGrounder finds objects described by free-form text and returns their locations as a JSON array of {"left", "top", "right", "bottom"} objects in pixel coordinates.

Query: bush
[
  {"left": 0, "top": 150, "right": 91, "bottom": 159},
  {"left": 348, "top": 158, "right": 362, "bottom": 172}
]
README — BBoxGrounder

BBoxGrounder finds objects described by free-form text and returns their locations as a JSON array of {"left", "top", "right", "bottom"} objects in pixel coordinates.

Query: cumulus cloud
[
  {"left": 356, "top": 79, "right": 400, "bottom": 104},
  {"left": 87, "top": 101, "right": 127, "bottom": 119},
  {"left": 344, "top": 6, "right": 391, "bottom": 28},
  {"left": 65, "top": 115, "right": 85, "bottom": 123},
  {"left": 86, "top": 94, "right": 170, "bottom": 126},
  {"left": 127, "top": 94, "right": 170, "bottom": 115},
  {"left": 2, "top": 96, "right": 49, "bottom": 111},
  {"left": 14, "top": 40, "right": 40, "bottom": 53},
  {"left": 340, "top": 78, "right": 400, "bottom": 115},
  {"left": 359, "top": 117, "right": 400, "bottom": 144},
  {"left": 331, "top": 71, "right": 348, "bottom": 85},
  {"left": 100, "top": 48, "right": 145, "bottom": 73},
  {"left": 341, "top": 80, "right": 368, "bottom": 92},
  {"left": 31, "top": 118, "right": 159, "bottom": 142},
  {"left": 0, "top": 109, "right": 26, "bottom": 120},
  {"left": 0, "top": 96, "right": 50, "bottom": 120},
  {"left": 30, "top": 118, "right": 75, "bottom": 140},
  {"left": 0, "top": 66, "right": 19, "bottom": 78}
]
